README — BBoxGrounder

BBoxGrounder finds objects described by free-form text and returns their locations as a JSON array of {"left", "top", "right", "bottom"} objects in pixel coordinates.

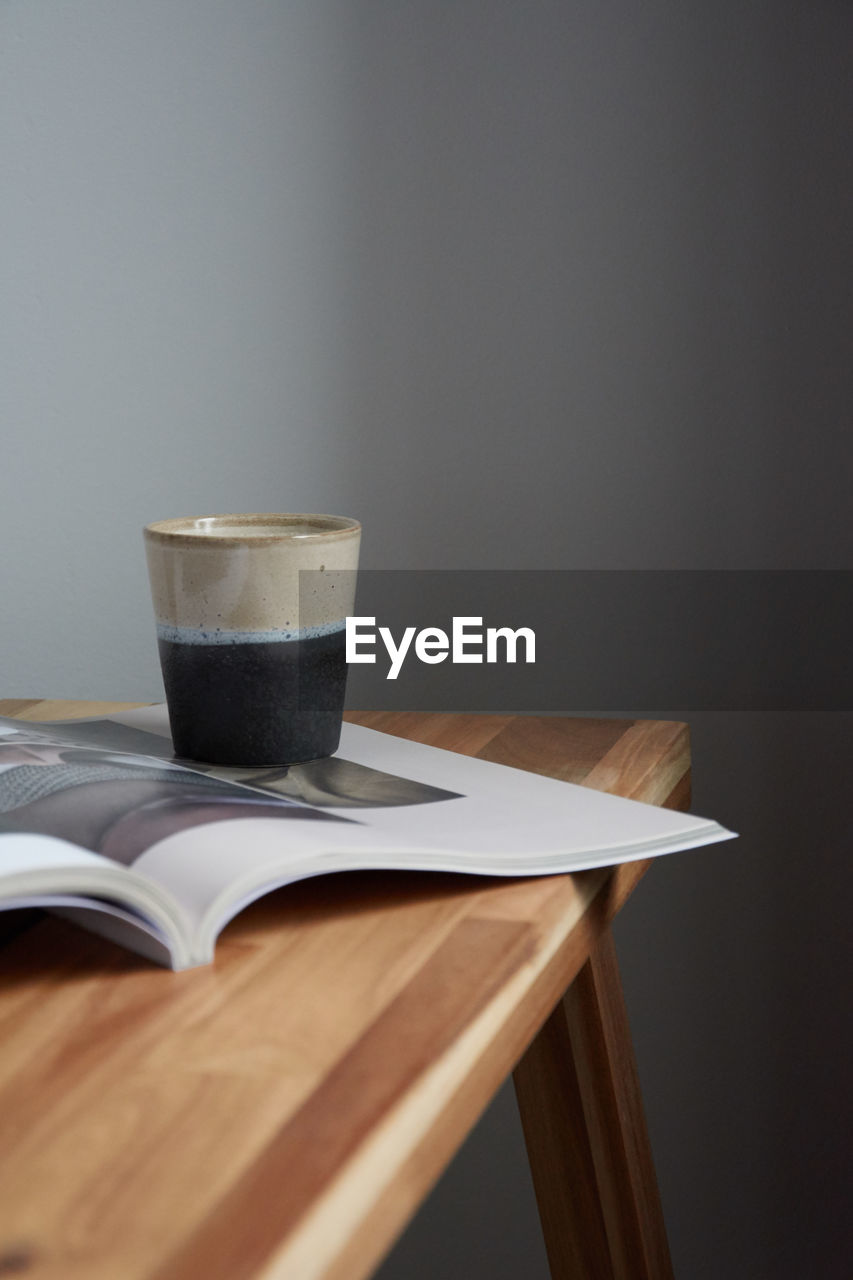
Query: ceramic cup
[{"left": 144, "top": 513, "right": 361, "bottom": 765}]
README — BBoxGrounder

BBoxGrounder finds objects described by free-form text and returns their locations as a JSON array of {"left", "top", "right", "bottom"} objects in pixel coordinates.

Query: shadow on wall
[{"left": 334, "top": 4, "right": 853, "bottom": 572}]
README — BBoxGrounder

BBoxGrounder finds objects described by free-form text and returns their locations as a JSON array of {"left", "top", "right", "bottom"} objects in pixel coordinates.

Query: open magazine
[{"left": 0, "top": 706, "right": 735, "bottom": 969}]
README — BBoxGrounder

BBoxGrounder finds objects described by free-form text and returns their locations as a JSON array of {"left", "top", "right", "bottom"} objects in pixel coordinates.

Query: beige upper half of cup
[{"left": 144, "top": 514, "right": 361, "bottom": 632}]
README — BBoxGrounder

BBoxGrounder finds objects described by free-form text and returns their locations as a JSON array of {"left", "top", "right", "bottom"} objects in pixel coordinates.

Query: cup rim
[{"left": 144, "top": 513, "right": 361, "bottom": 546}]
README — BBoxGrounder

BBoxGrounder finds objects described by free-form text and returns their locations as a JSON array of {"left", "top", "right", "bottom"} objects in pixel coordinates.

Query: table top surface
[{"left": 0, "top": 701, "right": 690, "bottom": 1280}]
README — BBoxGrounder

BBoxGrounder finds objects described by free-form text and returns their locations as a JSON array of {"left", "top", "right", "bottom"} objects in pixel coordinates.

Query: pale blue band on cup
[{"left": 156, "top": 620, "right": 347, "bottom": 646}]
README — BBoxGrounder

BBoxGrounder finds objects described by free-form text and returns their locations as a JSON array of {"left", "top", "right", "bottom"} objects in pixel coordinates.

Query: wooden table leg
[{"left": 513, "top": 926, "right": 674, "bottom": 1280}]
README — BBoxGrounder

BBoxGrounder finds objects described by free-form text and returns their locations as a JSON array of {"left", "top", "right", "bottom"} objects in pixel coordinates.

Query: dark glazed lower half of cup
[{"left": 157, "top": 628, "right": 348, "bottom": 766}]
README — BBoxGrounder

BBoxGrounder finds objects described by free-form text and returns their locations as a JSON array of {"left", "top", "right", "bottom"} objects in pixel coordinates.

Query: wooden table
[{"left": 0, "top": 700, "right": 691, "bottom": 1280}]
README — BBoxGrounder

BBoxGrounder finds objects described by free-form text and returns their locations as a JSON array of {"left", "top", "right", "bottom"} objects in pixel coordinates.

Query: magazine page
[
  {"left": 0, "top": 712, "right": 472, "bottom": 957},
  {"left": 0, "top": 714, "right": 356, "bottom": 874},
  {"left": 100, "top": 707, "right": 734, "bottom": 947},
  {"left": 3, "top": 706, "right": 735, "bottom": 964},
  {"left": 105, "top": 705, "right": 733, "bottom": 865},
  {"left": 4, "top": 891, "right": 178, "bottom": 968},
  {"left": 0, "top": 719, "right": 193, "bottom": 937},
  {"left": 0, "top": 829, "right": 190, "bottom": 964},
  {"left": 0, "top": 714, "right": 358, "bottom": 964}
]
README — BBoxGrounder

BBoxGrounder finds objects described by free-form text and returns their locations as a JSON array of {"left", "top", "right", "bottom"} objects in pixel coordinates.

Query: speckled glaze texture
[
  {"left": 144, "top": 513, "right": 360, "bottom": 635},
  {"left": 143, "top": 514, "right": 361, "bottom": 764}
]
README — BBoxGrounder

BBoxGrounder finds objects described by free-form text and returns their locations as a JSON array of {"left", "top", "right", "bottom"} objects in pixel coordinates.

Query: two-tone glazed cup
[{"left": 144, "top": 513, "right": 361, "bottom": 765}]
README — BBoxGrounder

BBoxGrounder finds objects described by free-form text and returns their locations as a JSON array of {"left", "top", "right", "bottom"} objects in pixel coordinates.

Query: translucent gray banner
[{"left": 302, "top": 570, "right": 853, "bottom": 711}]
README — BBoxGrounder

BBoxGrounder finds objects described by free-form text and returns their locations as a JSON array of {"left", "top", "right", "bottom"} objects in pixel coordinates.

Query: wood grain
[
  {"left": 0, "top": 702, "right": 690, "bottom": 1280},
  {"left": 514, "top": 927, "right": 676, "bottom": 1280},
  {"left": 510, "top": 720, "right": 687, "bottom": 1280},
  {"left": 566, "top": 930, "right": 675, "bottom": 1279}
]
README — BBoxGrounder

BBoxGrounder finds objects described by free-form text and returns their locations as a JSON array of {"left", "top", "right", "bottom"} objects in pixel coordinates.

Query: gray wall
[{"left": 2, "top": 3, "right": 851, "bottom": 1277}]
